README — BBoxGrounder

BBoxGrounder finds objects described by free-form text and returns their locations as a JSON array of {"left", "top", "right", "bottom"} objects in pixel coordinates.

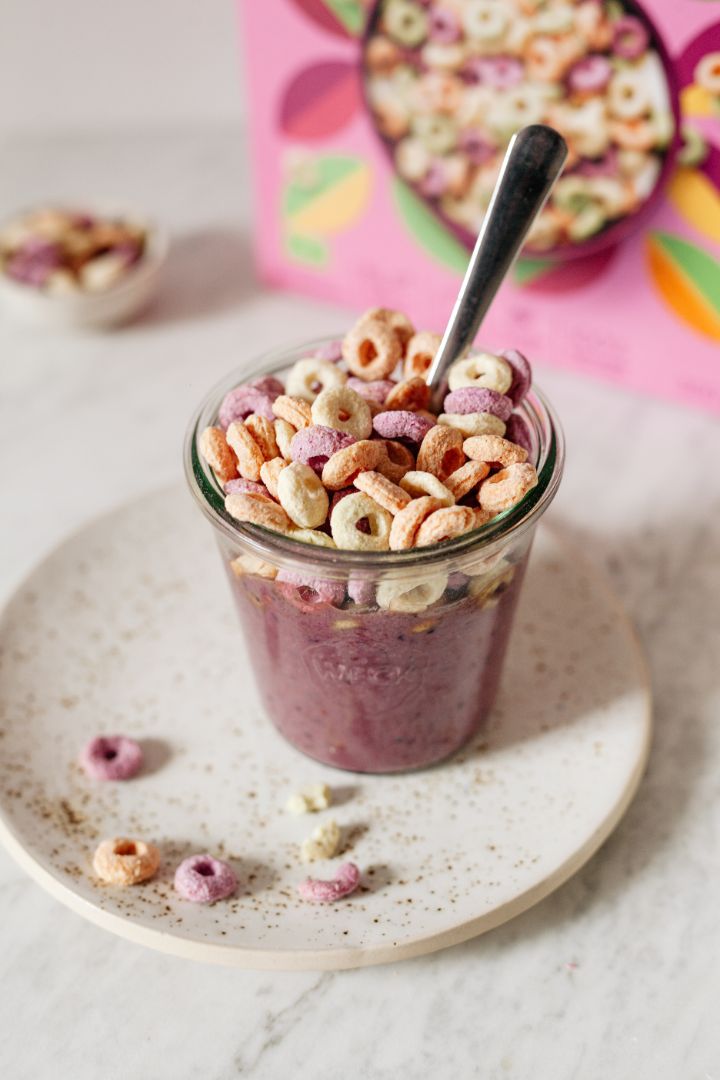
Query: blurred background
[{"left": 0, "top": 1, "right": 244, "bottom": 134}]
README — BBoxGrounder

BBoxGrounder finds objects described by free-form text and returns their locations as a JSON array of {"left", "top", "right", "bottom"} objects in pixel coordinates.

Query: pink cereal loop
[
  {"left": 372, "top": 410, "right": 434, "bottom": 445},
  {"left": 79, "top": 735, "right": 143, "bottom": 781},
  {"left": 173, "top": 854, "right": 238, "bottom": 903},
  {"left": 297, "top": 861, "right": 361, "bottom": 903}
]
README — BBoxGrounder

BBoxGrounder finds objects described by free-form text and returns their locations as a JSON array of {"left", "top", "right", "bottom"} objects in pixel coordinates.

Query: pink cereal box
[{"left": 240, "top": 1, "right": 720, "bottom": 414}]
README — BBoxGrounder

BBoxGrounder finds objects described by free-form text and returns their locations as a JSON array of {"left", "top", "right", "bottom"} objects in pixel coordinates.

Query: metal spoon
[{"left": 425, "top": 124, "right": 568, "bottom": 411}]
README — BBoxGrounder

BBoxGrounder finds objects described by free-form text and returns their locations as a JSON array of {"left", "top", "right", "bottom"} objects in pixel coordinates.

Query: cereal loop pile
[
  {"left": 364, "top": 0, "right": 674, "bottom": 250},
  {"left": 0, "top": 207, "right": 147, "bottom": 292},
  {"left": 199, "top": 308, "right": 539, "bottom": 553}
]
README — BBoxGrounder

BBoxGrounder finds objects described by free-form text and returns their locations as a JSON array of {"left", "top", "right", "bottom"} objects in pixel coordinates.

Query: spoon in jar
[{"left": 425, "top": 124, "right": 568, "bottom": 413}]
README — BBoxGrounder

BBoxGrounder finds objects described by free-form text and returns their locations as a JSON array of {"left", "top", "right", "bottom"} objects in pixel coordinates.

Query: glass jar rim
[{"left": 183, "top": 336, "right": 565, "bottom": 574}]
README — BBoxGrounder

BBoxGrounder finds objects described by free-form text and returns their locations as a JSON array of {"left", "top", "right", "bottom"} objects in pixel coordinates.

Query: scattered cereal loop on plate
[{"left": 297, "top": 861, "right": 361, "bottom": 903}]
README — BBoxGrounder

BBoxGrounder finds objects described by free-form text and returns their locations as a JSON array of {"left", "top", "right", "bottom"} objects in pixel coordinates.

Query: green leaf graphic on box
[
  {"left": 514, "top": 257, "right": 552, "bottom": 286},
  {"left": 392, "top": 179, "right": 469, "bottom": 274},
  {"left": 283, "top": 156, "right": 370, "bottom": 235},
  {"left": 286, "top": 232, "right": 328, "bottom": 268},
  {"left": 653, "top": 231, "right": 720, "bottom": 313},
  {"left": 321, "top": 0, "right": 364, "bottom": 35}
]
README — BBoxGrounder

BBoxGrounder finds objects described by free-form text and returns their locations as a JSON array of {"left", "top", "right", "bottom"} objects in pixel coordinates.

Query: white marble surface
[{"left": 1, "top": 128, "right": 719, "bottom": 1079}]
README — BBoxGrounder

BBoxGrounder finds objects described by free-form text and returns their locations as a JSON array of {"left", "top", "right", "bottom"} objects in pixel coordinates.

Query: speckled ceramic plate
[{"left": 0, "top": 488, "right": 651, "bottom": 970}]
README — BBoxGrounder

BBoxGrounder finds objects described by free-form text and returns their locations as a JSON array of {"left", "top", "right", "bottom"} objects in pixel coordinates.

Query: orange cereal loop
[
  {"left": 384, "top": 376, "right": 431, "bottom": 412},
  {"left": 226, "top": 421, "right": 266, "bottom": 482},
  {"left": 404, "top": 331, "right": 441, "bottom": 379},
  {"left": 244, "top": 414, "right": 279, "bottom": 461},
  {"left": 353, "top": 470, "right": 411, "bottom": 515},
  {"left": 342, "top": 316, "right": 402, "bottom": 382},
  {"left": 321, "top": 440, "right": 386, "bottom": 491},
  {"left": 479, "top": 463, "right": 539, "bottom": 514},
  {"left": 92, "top": 837, "right": 160, "bottom": 886},
  {"left": 389, "top": 495, "right": 443, "bottom": 551},
  {"left": 463, "top": 434, "right": 528, "bottom": 469},
  {"left": 415, "top": 506, "right": 476, "bottom": 547},
  {"left": 416, "top": 424, "right": 465, "bottom": 480},
  {"left": 198, "top": 426, "right": 238, "bottom": 485},
  {"left": 224, "top": 491, "right": 292, "bottom": 532},
  {"left": 260, "top": 456, "right": 286, "bottom": 499},
  {"left": 444, "top": 460, "right": 490, "bottom": 500},
  {"left": 360, "top": 307, "right": 415, "bottom": 348},
  {"left": 377, "top": 439, "right": 415, "bottom": 482},
  {"left": 272, "top": 395, "right": 313, "bottom": 429}
]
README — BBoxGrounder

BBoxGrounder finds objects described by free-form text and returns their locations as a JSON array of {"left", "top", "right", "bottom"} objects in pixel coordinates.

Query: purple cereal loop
[
  {"left": 500, "top": 349, "right": 532, "bottom": 406},
  {"left": 463, "top": 55, "right": 523, "bottom": 89},
  {"left": 575, "top": 148, "right": 619, "bottom": 178},
  {"left": 224, "top": 478, "right": 269, "bottom": 497},
  {"left": 218, "top": 385, "right": 275, "bottom": 429},
  {"left": 505, "top": 414, "right": 534, "bottom": 457},
  {"left": 347, "top": 377, "right": 395, "bottom": 405},
  {"left": 429, "top": 7, "right": 461, "bottom": 42},
  {"left": 612, "top": 15, "right": 649, "bottom": 60},
  {"left": 250, "top": 375, "right": 284, "bottom": 397},
  {"left": 443, "top": 387, "right": 513, "bottom": 421},
  {"left": 290, "top": 425, "right": 356, "bottom": 474},
  {"left": 314, "top": 339, "right": 344, "bottom": 363},
  {"left": 418, "top": 160, "right": 449, "bottom": 198},
  {"left": 79, "top": 735, "right": 143, "bottom": 781},
  {"left": 567, "top": 54, "right": 612, "bottom": 94},
  {"left": 297, "top": 862, "right": 361, "bottom": 903},
  {"left": 276, "top": 570, "right": 345, "bottom": 608},
  {"left": 173, "top": 854, "right": 238, "bottom": 903},
  {"left": 458, "top": 129, "right": 497, "bottom": 166},
  {"left": 373, "top": 410, "right": 435, "bottom": 444}
]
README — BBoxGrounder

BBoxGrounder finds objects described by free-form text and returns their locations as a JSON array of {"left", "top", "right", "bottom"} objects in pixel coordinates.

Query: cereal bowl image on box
[
  {"left": 362, "top": 0, "right": 678, "bottom": 258},
  {"left": 0, "top": 205, "right": 167, "bottom": 329},
  {"left": 185, "top": 309, "right": 565, "bottom": 774}
]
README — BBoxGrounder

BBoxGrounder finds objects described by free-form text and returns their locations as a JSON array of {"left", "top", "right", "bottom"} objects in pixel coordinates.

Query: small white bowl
[{"left": 0, "top": 206, "right": 168, "bottom": 330}]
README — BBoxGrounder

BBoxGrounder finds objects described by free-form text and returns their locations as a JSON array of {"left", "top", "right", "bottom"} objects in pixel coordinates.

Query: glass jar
[{"left": 184, "top": 338, "right": 564, "bottom": 774}]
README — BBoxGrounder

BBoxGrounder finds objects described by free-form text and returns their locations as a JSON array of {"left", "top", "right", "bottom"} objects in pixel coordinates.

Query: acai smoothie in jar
[{"left": 184, "top": 309, "right": 564, "bottom": 773}]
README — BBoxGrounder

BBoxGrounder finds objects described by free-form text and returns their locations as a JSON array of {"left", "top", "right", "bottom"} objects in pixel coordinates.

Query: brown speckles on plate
[{"left": 0, "top": 488, "right": 650, "bottom": 968}]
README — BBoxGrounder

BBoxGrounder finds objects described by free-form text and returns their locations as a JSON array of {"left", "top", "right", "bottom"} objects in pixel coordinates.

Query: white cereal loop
[
  {"left": 447, "top": 352, "right": 513, "bottom": 394},
  {"left": 274, "top": 418, "right": 296, "bottom": 461},
  {"left": 285, "top": 357, "right": 347, "bottom": 402},
  {"left": 288, "top": 528, "right": 336, "bottom": 548},
  {"left": 376, "top": 571, "right": 448, "bottom": 614},
  {"left": 230, "top": 553, "right": 278, "bottom": 580},
  {"left": 438, "top": 412, "right": 507, "bottom": 438},
  {"left": 277, "top": 461, "right": 329, "bottom": 529},
  {"left": 311, "top": 385, "right": 373, "bottom": 439},
  {"left": 330, "top": 491, "right": 393, "bottom": 551},
  {"left": 479, "top": 462, "right": 539, "bottom": 514},
  {"left": 399, "top": 470, "right": 455, "bottom": 507}
]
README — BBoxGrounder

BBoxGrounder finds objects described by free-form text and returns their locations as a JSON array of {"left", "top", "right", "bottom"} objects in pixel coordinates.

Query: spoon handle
[{"left": 426, "top": 124, "right": 567, "bottom": 409}]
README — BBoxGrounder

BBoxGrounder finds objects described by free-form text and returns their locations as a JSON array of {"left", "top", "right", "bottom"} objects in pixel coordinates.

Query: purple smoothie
[{"left": 226, "top": 554, "right": 528, "bottom": 773}]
